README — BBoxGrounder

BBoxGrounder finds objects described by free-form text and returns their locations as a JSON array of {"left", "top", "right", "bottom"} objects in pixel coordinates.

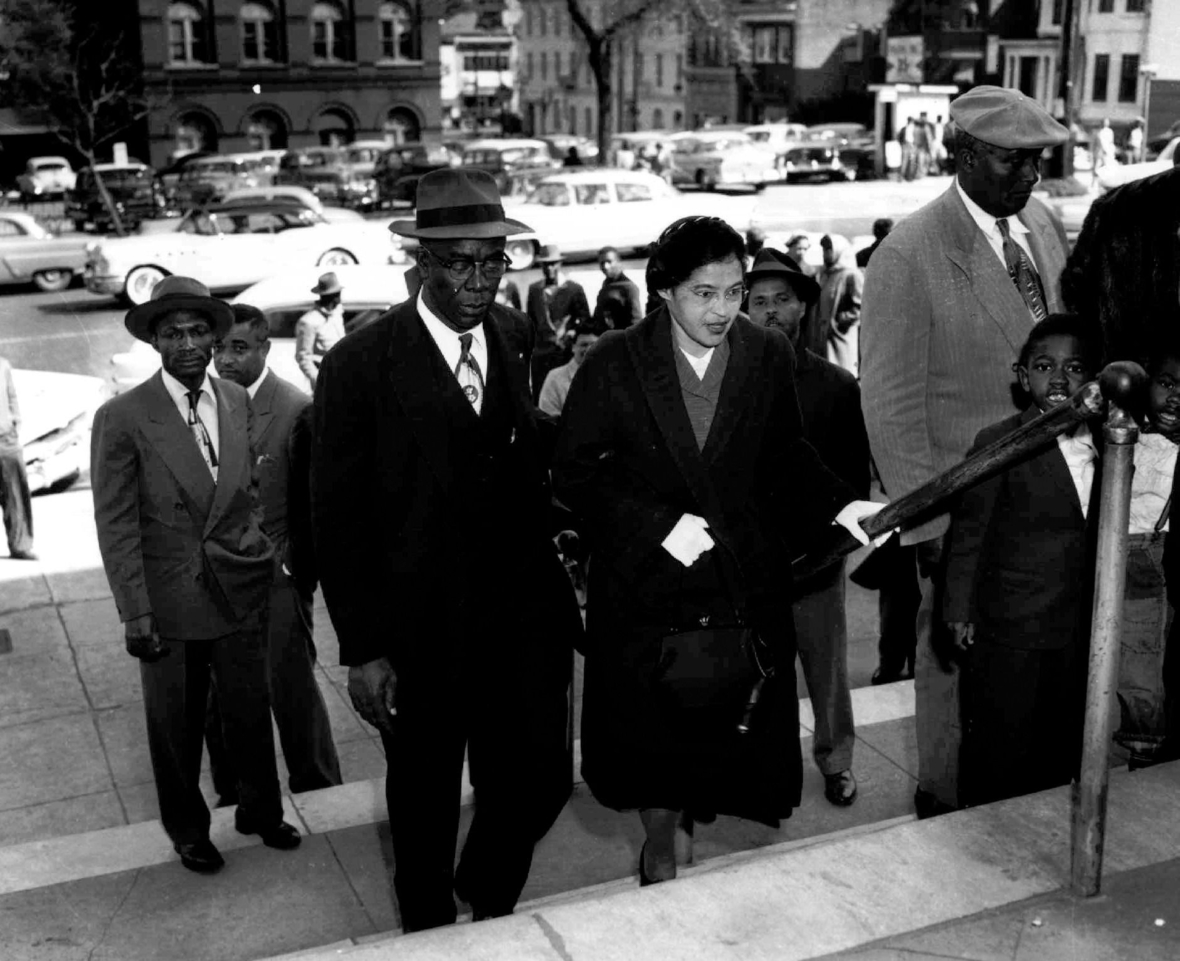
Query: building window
[
  {"left": 652, "top": 107, "right": 663, "bottom": 129},
  {"left": 168, "top": 2, "right": 209, "bottom": 64},
  {"left": 1018, "top": 57, "right": 1037, "bottom": 98},
  {"left": 655, "top": 53, "right": 663, "bottom": 88},
  {"left": 526, "top": 51, "right": 534, "bottom": 80},
  {"left": 750, "top": 25, "right": 792, "bottom": 65},
  {"left": 675, "top": 52, "right": 683, "bottom": 85},
  {"left": 379, "top": 2, "right": 415, "bottom": 61},
  {"left": 585, "top": 106, "right": 592, "bottom": 134},
  {"left": 539, "top": 4, "right": 546, "bottom": 36},
  {"left": 311, "top": 1, "right": 352, "bottom": 62},
  {"left": 1126, "top": 0, "right": 1145, "bottom": 10},
  {"left": 525, "top": 6, "right": 531, "bottom": 36},
  {"left": 1051, "top": 0, "right": 1064, "bottom": 24},
  {"left": 1097, "top": 0, "right": 1113, "bottom": 11},
  {"left": 635, "top": 53, "right": 644, "bottom": 84},
  {"left": 1091, "top": 53, "right": 1110, "bottom": 102},
  {"left": 1119, "top": 54, "right": 1140, "bottom": 102},
  {"left": 541, "top": 50, "right": 548, "bottom": 81},
  {"left": 555, "top": 50, "right": 562, "bottom": 77},
  {"left": 241, "top": 2, "right": 279, "bottom": 63}
]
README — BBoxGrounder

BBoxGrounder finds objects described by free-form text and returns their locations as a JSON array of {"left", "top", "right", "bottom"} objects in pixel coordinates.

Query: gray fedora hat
[
  {"left": 311, "top": 271, "right": 343, "bottom": 296},
  {"left": 124, "top": 275, "right": 234, "bottom": 343},
  {"left": 389, "top": 168, "right": 533, "bottom": 240}
]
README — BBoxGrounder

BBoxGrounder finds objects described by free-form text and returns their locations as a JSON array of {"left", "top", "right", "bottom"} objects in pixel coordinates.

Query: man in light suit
[
  {"left": 859, "top": 86, "right": 1070, "bottom": 817},
  {"left": 206, "top": 305, "right": 342, "bottom": 801},
  {"left": 91, "top": 277, "right": 301, "bottom": 873},
  {"left": 0, "top": 356, "right": 35, "bottom": 560}
]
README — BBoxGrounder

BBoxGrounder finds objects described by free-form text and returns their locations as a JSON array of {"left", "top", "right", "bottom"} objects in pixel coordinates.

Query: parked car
[
  {"left": 83, "top": 200, "right": 405, "bottom": 305},
  {"left": 341, "top": 140, "right": 390, "bottom": 177},
  {"left": 172, "top": 156, "right": 261, "bottom": 208},
  {"left": 156, "top": 150, "right": 219, "bottom": 197},
  {"left": 743, "top": 124, "right": 809, "bottom": 175},
  {"left": 459, "top": 138, "right": 559, "bottom": 192},
  {"left": 274, "top": 147, "right": 379, "bottom": 210},
  {"left": 609, "top": 131, "right": 676, "bottom": 167},
  {"left": 1096, "top": 136, "right": 1179, "bottom": 191},
  {"left": 224, "top": 149, "right": 285, "bottom": 185},
  {"left": 668, "top": 131, "right": 777, "bottom": 191},
  {"left": 67, "top": 163, "right": 171, "bottom": 234},
  {"left": 374, "top": 143, "right": 453, "bottom": 206},
  {"left": 12, "top": 368, "right": 107, "bottom": 493},
  {"left": 0, "top": 211, "right": 89, "bottom": 291},
  {"left": 109, "top": 264, "right": 410, "bottom": 393},
  {"left": 781, "top": 144, "right": 859, "bottom": 183},
  {"left": 217, "top": 185, "right": 365, "bottom": 222},
  {"left": 15, "top": 157, "right": 77, "bottom": 200},
  {"left": 805, "top": 122, "right": 872, "bottom": 147}
]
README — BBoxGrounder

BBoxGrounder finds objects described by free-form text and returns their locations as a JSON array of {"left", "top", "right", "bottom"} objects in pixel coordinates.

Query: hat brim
[
  {"left": 388, "top": 218, "right": 534, "bottom": 239},
  {"left": 310, "top": 286, "right": 343, "bottom": 295},
  {"left": 746, "top": 266, "right": 821, "bottom": 304},
  {"left": 125, "top": 294, "right": 234, "bottom": 343}
]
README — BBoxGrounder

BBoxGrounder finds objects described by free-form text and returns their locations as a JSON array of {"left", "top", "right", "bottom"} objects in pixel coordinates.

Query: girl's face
[
  {"left": 1017, "top": 334, "right": 1092, "bottom": 412},
  {"left": 1149, "top": 355, "right": 1180, "bottom": 436}
]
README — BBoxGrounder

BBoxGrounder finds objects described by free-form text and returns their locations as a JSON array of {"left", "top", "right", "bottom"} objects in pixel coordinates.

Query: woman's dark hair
[
  {"left": 1016, "top": 313, "right": 1103, "bottom": 370},
  {"left": 645, "top": 216, "right": 745, "bottom": 296}
]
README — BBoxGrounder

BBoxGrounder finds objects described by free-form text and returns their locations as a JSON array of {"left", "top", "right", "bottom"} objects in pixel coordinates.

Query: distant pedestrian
[
  {"left": 0, "top": 356, "right": 35, "bottom": 560},
  {"left": 563, "top": 147, "right": 584, "bottom": 168},
  {"left": 526, "top": 244, "right": 590, "bottom": 402},
  {"left": 785, "top": 234, "right": 817, "bottom": 277},
  {"left": 816, "top": 235, "right": 863, "bottom": 377},
  {"left": 856, "top": 218, "right": 894, "bottom": 268},
  {"left": 295, "top": 272, "right": 346, "bottom": 389},
  {"left": 744, "top": 226, "right": 766, "bottom": 270},
  {"left": 1128, "top": 121, "right": 1145, "bottom": 165},
  {"left": 596, "top": 246, "right": 644, "bottom": 327}
]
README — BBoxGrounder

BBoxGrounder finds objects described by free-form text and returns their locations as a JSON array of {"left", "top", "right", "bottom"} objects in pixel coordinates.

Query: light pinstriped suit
[{"left": 859, "top": 182, "right": 1069, "bottom": 810}]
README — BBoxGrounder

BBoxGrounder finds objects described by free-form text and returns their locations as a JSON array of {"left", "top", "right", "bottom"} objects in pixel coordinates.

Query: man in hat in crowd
[
  {"left": 312, "top": 168, "right": 583, "bottom": 931},
  {"left": 859, "top": 86, "right": 1071, "bottom": 817},
  {"left": 746, "top": 248, "right": 870, "bottom": 807},
  {"left": 90, "top": 277, "right": 300, "bottom": 874},
  {"left": 204, "top": 304, "right": 342, "bottom": 804},
  {"left": 295, "top": 272, "right": 346, "bottom": 389},
  {"left": 525, "top": 244, "right": 590, "bottom": 403}
]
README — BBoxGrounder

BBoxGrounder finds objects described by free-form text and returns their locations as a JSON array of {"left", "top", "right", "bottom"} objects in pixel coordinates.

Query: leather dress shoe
[
  {"left": 823, "top": 770, "right": 858, "bottom": 807},
  {"left": 174, "top": 839, "right": 224, "bottom": 874},
  {"left": 234, "top": 815, "right": 302, "bottom": 850}
]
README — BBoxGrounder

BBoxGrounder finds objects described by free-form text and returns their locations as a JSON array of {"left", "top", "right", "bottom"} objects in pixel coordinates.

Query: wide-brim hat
[
  {"left": 311, "top": 271, "right": 343, "bottom": 296},
  {"left": 747, "top": 248, "right": 820, "bottom": 305},
  {"left": 389, "top": 168, "right": 533, "bottom": 240},
  {"left": 125, "top": 275, "right": 233, "bottom": 343},
  {"left": 949, "top": 85, "right": 1069, "bottom": 149},
  {"left": 536, "top": 243, "right": 563, "bottom": 263}
]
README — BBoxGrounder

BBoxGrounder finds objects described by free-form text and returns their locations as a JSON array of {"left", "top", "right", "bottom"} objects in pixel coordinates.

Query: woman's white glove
[
  {"left": 834, "top": 500, "right": 893, "bottom": 547},
  {"left": 661, "top": 513, "right": 715, "bottom": 568}
]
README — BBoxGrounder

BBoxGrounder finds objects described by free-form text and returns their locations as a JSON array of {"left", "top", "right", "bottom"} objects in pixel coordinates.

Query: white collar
[
  {"left": 245, "top": 367, "right": 270, "bottom": 400},
  {"left": 417, "top": 290, "right": 485, "bottom": 350},
  {"left": 955, "top": 178, "right": 1030, "bottom": 236},
  {"left": 161, "top": 367, "right": 214, "bottom": 405}
]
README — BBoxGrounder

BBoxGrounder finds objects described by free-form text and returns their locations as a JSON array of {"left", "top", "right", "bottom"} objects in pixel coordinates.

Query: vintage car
[
  {"left": 15, "top": 156, "right": 77, "bottom": 200},
  {"left": 12, "top": 368, "right": 107, "bottom": 493},
  {"left": 374, "top": 142, "right": 453, "bottom": 206},
  {"left": 83, "top": 200, "right": 405, "bottom": 305},
  {"left": 743, "top": 124, "right": 809, "bottom": 174},
  {"left": 459, "top": 138, "right": 559, "bottom": 192},
  {"left": 668, "top": 131, "right": 777, "bottom": 191},
  {"left": 781, "top": 144, "right": 859, "bottom": 183},
  {"left": 217, "top": 185, "right": 365, "bottom": 222},
  {"left": 171, "top": 156, "right": 262, "bottom": 208},
  {"left": 496, "top": 169, "right": 753, "bottom": 269},
  {"left": 67, "top": 163, "right": 172, "bottom": 234},
  {"left": 274, "top": 147, "right": 379, "bottom": 210},
  {"left": 0, "top": 211, "right": 89, "bottom": 291},
  {"left": 109, "top": 264, "right": 410, "bottom": 393}
]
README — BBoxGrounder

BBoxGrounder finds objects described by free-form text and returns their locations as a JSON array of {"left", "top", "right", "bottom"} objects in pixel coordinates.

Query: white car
[
  {"left": 109, "top": 264, "right": 411, "bottom": 393},
  {"left": 83, "top": 201, "right": 405, "bottom": 306},
  {"left": 13, "top": 369, "right": 106, "bottom": 493},
  {"left": 16, "top": 156, "right": 77, "bottom": 199},
  {"left": 499, "top": 170, "right": 755, "bottom": 270},
  {"left": 669, "top": 132, "right": 778, "bottom": 191},
  {"left": 1096, "top": 136, "right": 1179, "bottom": 191}
]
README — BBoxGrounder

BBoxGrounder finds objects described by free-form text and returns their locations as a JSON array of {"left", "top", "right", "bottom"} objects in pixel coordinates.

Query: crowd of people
[{"left": 76, "top": 82, "right": 1180, "bottom": 935}]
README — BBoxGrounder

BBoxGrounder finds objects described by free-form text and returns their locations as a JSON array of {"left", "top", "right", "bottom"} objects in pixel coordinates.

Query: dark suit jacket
[
  {"left": 90, "top": 372, "right": 274, "bottom": 640},
  {"left": 526, "top": 278, "right": 590, "bottom": 351},
  {"left": 311, "top": 298, "right": 581, "bottom": 689},
  {"left": 942, "top": 408, "right": 1096, "bottom": 650},
  {"left": 596, "top": 275, "right": 644, "bottom": 328}
]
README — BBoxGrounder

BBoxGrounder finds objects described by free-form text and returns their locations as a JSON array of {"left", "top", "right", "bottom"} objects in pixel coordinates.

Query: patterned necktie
[
  {"left": 186, "top": 389, "right": 218, "bottom": 477},
  {"left": 455, "top": 333, "right": 485, "bottom": 411},
  {"left": 996, "top": 218, "right": 1047, "bottom": 322}
]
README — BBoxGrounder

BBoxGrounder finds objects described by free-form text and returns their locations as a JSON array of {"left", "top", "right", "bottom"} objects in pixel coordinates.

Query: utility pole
[{"left": 1058, "top": 0, "right": 1082, "bottom": 178}]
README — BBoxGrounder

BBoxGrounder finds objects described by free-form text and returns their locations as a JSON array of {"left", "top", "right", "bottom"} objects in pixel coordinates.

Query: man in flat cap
[
  {"left": 312, "top": 168, "right": 582, "bottom": 931},
  {"left": 859, "top": 86, "right": 1071, "bottom": 817},
  {"left": 90, "top": 277, "right": 300, "bottom": 874}
]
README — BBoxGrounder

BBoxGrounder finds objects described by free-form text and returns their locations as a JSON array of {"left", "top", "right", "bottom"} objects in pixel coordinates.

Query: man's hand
[
  {"left": 124, "top": 613, "right": 170, "bottom": 662},
  {"left": 947, "top": 621, "right": 976, "bottom": 653},
  {"left": 834, "top": 500, "right": 894, "bottom": 547},
  {"left": 661, "top": 513, "right": 715, "bottom": 568},
  {"left": 348, "top": 658, "right": 398, "bottom": 737}
]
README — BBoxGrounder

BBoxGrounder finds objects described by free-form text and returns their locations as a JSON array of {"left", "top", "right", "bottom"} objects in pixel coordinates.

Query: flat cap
[{"left": 949, "top": 85, "right": 1068, "bottom": 149}]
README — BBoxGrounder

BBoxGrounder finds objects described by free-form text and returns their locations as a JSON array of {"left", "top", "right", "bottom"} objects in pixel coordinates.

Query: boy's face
[
  {"left": 1149, "top": 356, "right": 1180, "bottom": 437},
  {"left": 572, "top": 332, "right": 598, "bottom": 365},
  {"left": 1017, "top": 334, "right": 1091, "bottom": 413}
]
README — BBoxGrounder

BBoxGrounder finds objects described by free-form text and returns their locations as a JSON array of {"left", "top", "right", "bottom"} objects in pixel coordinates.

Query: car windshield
[
  {"left": 35, "top": 162, "right": 68, "bottom": 172},
  {"left": 527, "top": 182, "right": 571, "bottom": 206},
  {"left": 791, "top": 148, "right": 833, "bottom": 162}
]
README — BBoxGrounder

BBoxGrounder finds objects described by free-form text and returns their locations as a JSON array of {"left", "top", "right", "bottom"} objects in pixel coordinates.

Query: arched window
[
  {"left": 168, "top": 2, "right": 208, "bottom": 64},
  {"left": 379, "top": 2, "right": 416, "bottom": 61},
  {"left": 383, "top": 107, "right": 420, "bottom": 145},
  {"left": 246, "top": 109, "right": 288, "bottom": 149},
  {"left": 176, "top": 111, "right": 219, "bottom": 153},
  {"left": 241, "top": 2, "right": 279, "bottom": 63},
  {"left": 311, "top": 1, "right": 352, "bottom": 62},
  {"left": 584, "top": 106, "right": 592, "bottom": 136}
]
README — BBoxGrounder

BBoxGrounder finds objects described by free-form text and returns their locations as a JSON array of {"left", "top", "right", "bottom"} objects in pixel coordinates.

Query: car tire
[
  {"left": 32, "top": 269, "right": 73, "bottom": 293},
  {"left": 505, "top": 239, "right": 535, "bottom": 271},
  {"left": 123, "top": 265, "right": 169, "bottom": 307},
  {"left": 317, "top": 248, "right": 359, "bottom": 267}
]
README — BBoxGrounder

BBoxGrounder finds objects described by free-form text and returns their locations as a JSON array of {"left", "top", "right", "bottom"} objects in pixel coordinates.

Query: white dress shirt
[
  {"left": 245, "top": 366, "right": 270, "bottom": 400},
  {"left": 955, "top": 178, "right": 1038, "bottom": 273},
  {"left": 1130, "top": 432, "right": 1178, "bottom": 535},
  {"left": 1056, "top": 428, "right": 1097, "bottom": 519},
  {"left": 418, "top": 291, "right": 487, "bottom": 414},
  {"left": 161, "top": 368, "right": 219, "bottom": 478},
  {"left": 679, "top": 346, "right": 714, "bottom": 380}
]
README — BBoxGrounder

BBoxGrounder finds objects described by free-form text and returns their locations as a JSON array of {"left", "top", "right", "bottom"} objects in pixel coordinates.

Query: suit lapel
[
  {"left": 140, "top": 372, "right": 217, "bottom": 512},
  {"left": 204, "top": 378, "right": 246, "bottom": 535},
  {"left": 250, "top": 371, "right": 278, "bottom": 449},
  {"left": 1019, "top": 204, "right": 1066, "bottom": 312}
]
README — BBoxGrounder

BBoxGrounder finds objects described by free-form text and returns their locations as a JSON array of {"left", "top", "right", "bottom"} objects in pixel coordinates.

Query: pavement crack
[
  {"left": 533, "top": 913, "right": 575, "bottom": 961},
  {"left": 84, "top": 866, "right": 140, "bottom": 961}
]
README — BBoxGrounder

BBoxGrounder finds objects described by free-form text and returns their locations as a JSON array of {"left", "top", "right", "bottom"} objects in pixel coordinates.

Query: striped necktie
[
  {"left": 996, "top": 218, "right": 1047, "bottom": 322},
  {"left": 186, "top": 389, "right": 218, "bottom": 478}
]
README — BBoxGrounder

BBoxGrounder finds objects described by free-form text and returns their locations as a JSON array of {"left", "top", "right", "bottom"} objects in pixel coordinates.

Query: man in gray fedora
[
  {"left": 90, "top": 277, "right": 300, "bottom": 874},
  {"left": 312, "top": 168, "right": 583, "bottom": 931}
]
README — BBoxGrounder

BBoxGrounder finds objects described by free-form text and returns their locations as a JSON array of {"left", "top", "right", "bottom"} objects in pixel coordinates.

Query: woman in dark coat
[{"left": 553, "top": 216, "right": 882, "bottom": 884}]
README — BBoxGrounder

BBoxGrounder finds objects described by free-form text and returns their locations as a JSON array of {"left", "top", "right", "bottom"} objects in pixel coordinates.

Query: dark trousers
[
  {"left": 380, "top": 653, "right": 571, "bottom": 933},
  {"left": 207, "top": 573, "right": 342, "bottom": 797},
  {"left": 0, "top": 444, "right": 33, "bottom": 555},
  {"left": 960, "top": 637, "right": 1086, "bottom": 807},
  {"left": 141, "top": 623, "right": 283, "bottom": 845},
  {"left": 913, "top": 536, "right": 960, "bottom": 809},
  {"left": 877, "top": 543, "right": 920, "bottom": 673},
  {"left": 793, "top": 560, "right": 855, "bottom": 775}
]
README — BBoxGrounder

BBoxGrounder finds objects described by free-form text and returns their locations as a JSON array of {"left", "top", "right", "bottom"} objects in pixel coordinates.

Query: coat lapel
[
  {"left": 702, "top": 318, "right": 756, "bottom": 464},
  {"left": 140, "top": 371, "right": 217, "bottom": 512},
  {"left": 1019, "top": 202, "right": 1067, "bottom": 312},
  {"left": 204, "top": 378, "right": 246, "bottom": 535},
  {"left": 250, "top": 371, "right": 278, "bottom": 449}
]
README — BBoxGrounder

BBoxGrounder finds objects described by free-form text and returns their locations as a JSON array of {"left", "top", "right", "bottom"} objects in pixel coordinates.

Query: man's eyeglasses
[{"left": 424, "top": 248, "right": 512, "bottom": 283}]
